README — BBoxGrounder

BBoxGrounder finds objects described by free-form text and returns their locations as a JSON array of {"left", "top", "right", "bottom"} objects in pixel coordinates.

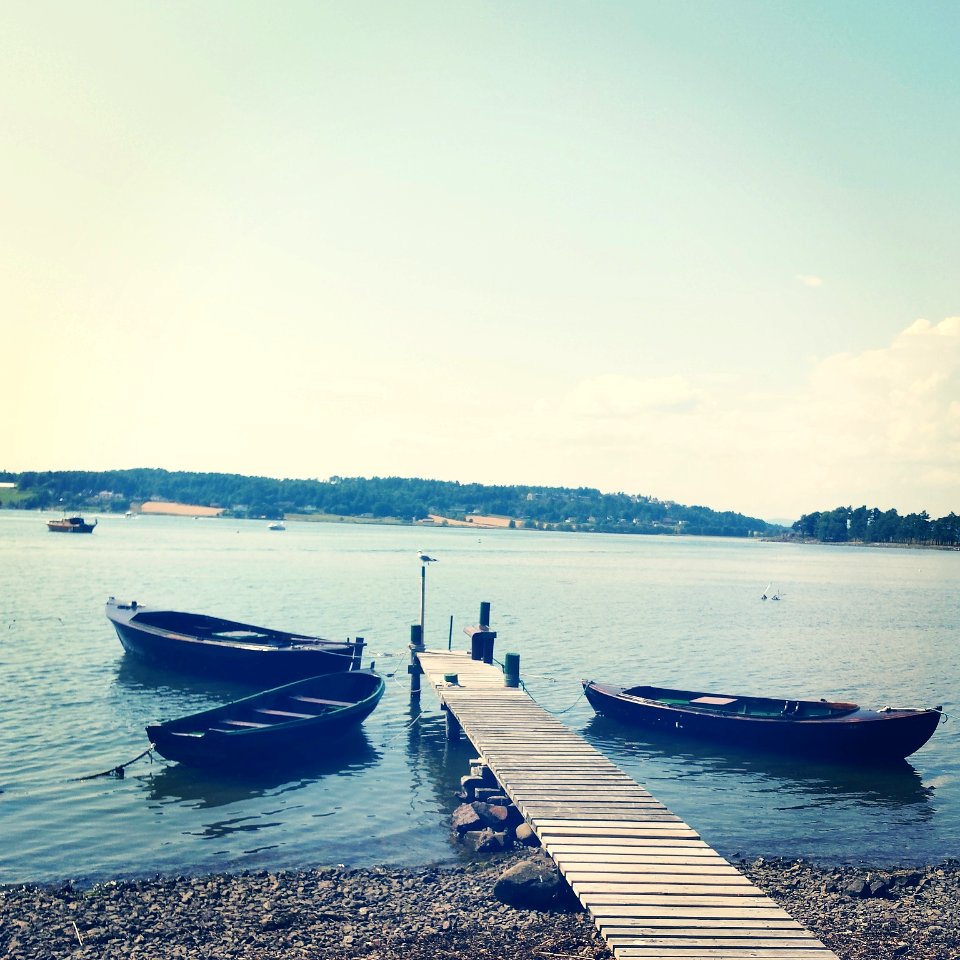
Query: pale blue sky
[{"left": 3, "top": 2, "right": 958, "bottom": 520}]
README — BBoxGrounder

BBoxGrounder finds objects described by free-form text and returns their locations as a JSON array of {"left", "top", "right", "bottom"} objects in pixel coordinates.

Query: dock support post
[
  {"left": 444, "top": 704, "right": 462, "bottom": 742},
  {"left": 408, "top": 624, "right": 424, "bottom": 698},
  {"left": 479, "top": 601, "right": 491, "bottom": 628}
]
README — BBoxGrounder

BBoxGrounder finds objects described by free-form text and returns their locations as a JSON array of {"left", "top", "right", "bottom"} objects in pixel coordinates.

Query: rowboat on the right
[{"left": 582, "top": 680, "right": 944, "bottom": 762}]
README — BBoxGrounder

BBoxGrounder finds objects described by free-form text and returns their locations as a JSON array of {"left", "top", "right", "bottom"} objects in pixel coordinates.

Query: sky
[{"left": 3, "top": 1, "right": 958, "bottom": 522}]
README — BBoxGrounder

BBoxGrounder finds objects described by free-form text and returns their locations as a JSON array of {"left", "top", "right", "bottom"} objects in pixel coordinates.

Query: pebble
[{"left": 2, "top": 855, "right": 959, "bottom": 959}]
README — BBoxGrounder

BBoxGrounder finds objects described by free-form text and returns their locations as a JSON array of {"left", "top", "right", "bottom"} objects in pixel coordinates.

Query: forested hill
[
  {"left": 793, "top": 506, "right": 959, "bottom": 547},
  {"left": 0, "top": 468, "right": 779, "bottom": 538}
]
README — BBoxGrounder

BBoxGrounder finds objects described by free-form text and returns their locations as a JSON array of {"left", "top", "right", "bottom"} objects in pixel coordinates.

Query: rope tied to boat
[
  {"left": 519, "top": 677, "right": 590, "bottom": 715},
  {"left": 73, "top": 745, "right": 157, "bottom": 781},
  {"left": 378, "top": 709, "right": 424, "bottom": 747}
]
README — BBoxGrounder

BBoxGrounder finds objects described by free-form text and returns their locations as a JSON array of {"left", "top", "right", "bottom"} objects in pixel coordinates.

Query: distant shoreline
[{"left": 785, "top": 537, "right": 960, "bottom": 552}]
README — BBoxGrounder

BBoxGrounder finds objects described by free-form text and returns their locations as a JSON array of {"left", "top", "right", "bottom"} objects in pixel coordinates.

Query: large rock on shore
[{"left": 493, "top": 854, "right": 579, "bottom": 911}]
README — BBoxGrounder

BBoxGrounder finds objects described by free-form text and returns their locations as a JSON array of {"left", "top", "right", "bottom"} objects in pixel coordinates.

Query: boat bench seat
[
  {"left": 255, "top": 708, "right": 316, "bottom": 720},
  {"left": 290, "top": 695, "right": 352, "bottom": 707},
  {"left": 691, "top": 696, "right": 739, "bottom": 708},
  {"left": 218, "top": 719, "right": 271, "bottom": 728}
]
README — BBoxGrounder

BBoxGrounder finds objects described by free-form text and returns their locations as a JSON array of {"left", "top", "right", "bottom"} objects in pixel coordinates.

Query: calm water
[{"left": 1, "top": 511, "right": 957, "bottom": 885}]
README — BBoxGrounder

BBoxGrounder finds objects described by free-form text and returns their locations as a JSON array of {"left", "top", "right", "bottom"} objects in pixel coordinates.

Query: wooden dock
[{"left": 417, "top": 649, "right": 839, "bottom": 960}]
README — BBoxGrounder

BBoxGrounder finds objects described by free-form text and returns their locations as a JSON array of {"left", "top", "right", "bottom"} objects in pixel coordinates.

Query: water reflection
[
  {"left": 114, "top": 657, "right": 259, "bottom": 702},
  {"left": 582, "top": 714, "right": 935, "bottom": 813},
  {"left": 142, "top": 729, "right": 380, "bottom": 807},
  {"left": 403, "top": 697, "right": 476, "bottom": 818}
]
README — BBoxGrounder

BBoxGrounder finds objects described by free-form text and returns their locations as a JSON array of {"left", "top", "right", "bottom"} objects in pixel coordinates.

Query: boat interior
[
  {"left": 623, "top": 685, "right": 860, "bottom": 719},
  {"left": 169, "top": 693, "right": 355, "bottom": 738},
  {"left": 132, "top": 609, "right": 317, "bottom": 646}
]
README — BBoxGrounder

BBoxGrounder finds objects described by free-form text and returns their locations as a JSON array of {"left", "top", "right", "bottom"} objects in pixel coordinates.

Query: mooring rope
[
  {"left": 72, "top": 745, "right": 158, "bottom": 781},
  {"left": 378, "top": 709, "right": 424, "bottom": 747},
  {"left": 516, "top": 676, "right": 590, "bottom": 715}
]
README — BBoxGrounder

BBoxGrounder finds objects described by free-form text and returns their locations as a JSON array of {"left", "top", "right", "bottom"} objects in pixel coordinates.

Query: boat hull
[
  {"left": 146, "top": 670, "right": 385, "bottom": 766},
  {"left": 106, "top": 599, "right": 362, "bottom": 683},
  {"left": 583, "top": 681, "right": 942, "bottom": 763},
  {"left": 47, "top": 516, "right": 96, "bottom": 533}
]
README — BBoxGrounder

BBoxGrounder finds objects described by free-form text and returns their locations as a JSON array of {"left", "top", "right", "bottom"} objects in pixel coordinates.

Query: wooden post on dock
[
  {"left": 409, "top": 624, "right": 424, "bottom": 698},
  {"left": 465, "top": 601, "right": 497, "bottom": 664}
]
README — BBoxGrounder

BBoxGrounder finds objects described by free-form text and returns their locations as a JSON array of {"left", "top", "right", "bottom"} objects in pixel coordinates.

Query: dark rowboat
[
  {"left": 146, "top": 669, "right": 385, "bottom": 766},
  {"left": 47, "top": 515, "right": 97, "bottom": 533},
  {"left": 582, "top": 680, "right": 943, "bottom": 763},
  {"left": 106, "top": 598, "right": 364, "bottom": 683}
]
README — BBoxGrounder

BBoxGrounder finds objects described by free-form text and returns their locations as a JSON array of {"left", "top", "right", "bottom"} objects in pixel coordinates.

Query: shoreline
[{"left": 3, "top": 855, "right": 959, "bottom": 959}]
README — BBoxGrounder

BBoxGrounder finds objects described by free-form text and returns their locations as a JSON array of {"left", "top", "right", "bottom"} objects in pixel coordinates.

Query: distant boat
[
  {"left": 761, "top": 583, "right": 781, "bottom": 600},
  {"left": 146, "top": 669, "right": 385, "bottom": 766},
  {"left": 105, "top": 598, "right": 364, "bottom": 682},
  {"left": 268, "top": 521, "right": 286, "bottom": 531},
  {"left": 47, "top": 516, "right": 97, "bottom": 533},
  {"left": 583, "top": 680, "right": 943, "bottom": 763}
]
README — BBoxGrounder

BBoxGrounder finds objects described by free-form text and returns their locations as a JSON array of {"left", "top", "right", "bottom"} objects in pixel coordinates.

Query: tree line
[
  {"left": 793, "top": 506, "right": 959, "bottom": 546},
  {"left": 0, "top": 468, "right": 778, "bottom": 538}
]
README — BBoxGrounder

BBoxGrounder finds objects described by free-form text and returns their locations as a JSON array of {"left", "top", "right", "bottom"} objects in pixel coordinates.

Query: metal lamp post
[
  {"left": 409, "top": 552, "right": 436, "bottom": 698},
  {"left": 418, "top": 551, "right": 437, "bottom": 643}
]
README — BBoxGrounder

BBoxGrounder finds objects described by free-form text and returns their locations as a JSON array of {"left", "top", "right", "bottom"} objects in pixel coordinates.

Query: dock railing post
[
  {"left": 352, "top": 637, "right": 364, "bottom": 671},
  {"left": 409, "top": 624, "right": 424, "bottom": 698},
  {"left": 464, "top": 600, "right": 497, "bottom": 664},
  {"left": 445, "top": 704, "right": 462, "bottom": 742}
]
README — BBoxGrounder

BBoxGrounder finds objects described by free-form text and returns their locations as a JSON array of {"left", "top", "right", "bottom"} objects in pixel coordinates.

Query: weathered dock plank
[{"left": 417, "top": 650, "right": 839, "bottom": 960}]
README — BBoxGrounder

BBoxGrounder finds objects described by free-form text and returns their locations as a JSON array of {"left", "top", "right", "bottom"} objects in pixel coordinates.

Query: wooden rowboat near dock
[
  {"left": 146, "top": 670, "right": 385, "bottom": 766},
  {"left": 105, "top": 598, "right": 364, "bottom": 683},
  {"left": 583, "top": 680, "right": 943, "bottom": 762}
]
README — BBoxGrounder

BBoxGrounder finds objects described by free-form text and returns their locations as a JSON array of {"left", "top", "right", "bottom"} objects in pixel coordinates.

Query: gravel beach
[{"left": 3, "top": 855, "right": 959, "bottom": 960}]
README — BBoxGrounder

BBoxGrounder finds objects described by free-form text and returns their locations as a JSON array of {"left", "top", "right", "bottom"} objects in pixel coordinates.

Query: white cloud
[{"left": 495, "top": 317, "right": 960, "bottom": 518}]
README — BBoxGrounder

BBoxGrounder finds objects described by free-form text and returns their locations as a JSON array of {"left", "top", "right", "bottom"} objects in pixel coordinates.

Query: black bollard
[{"left": 504, "top": 651, "right": 520, "bottom": 688}]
